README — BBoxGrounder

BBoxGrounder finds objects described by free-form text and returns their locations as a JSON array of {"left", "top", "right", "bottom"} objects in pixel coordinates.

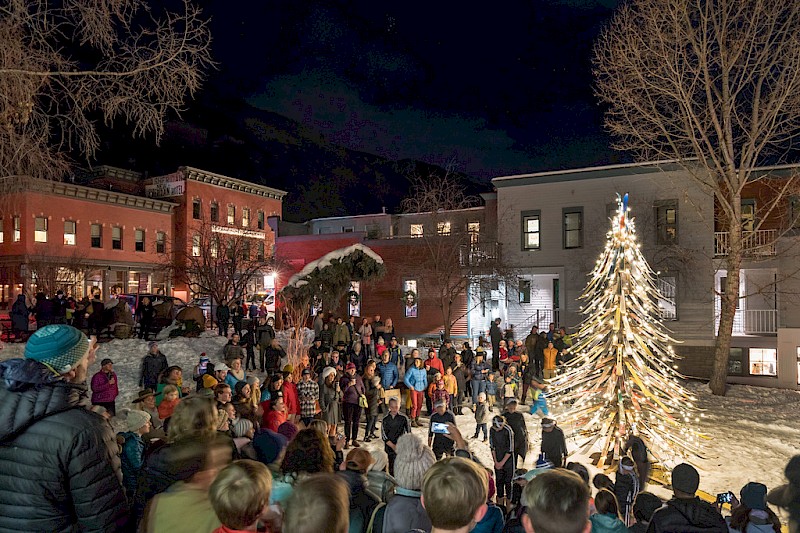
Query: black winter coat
[
  {"left": 0, "top": 359, "right": 128, "bottom": 532},
  {"left": 139, "top": 351, "right": 169, "bottom": 388},
  {"left": 540, "top": 426, "right": 568, "bottom": 468},
  {"left": 646, "top": 497, "right": 727, "bottom": 533},
  {"left": 338, "top": 469, "right": 381, "bottom": 533}
]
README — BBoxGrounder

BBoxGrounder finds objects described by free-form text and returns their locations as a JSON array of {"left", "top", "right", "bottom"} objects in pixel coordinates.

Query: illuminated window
[
  {"left": 135, "top": 229, "right": 145, "bottom": 252},
  {"left": 91, "top": 224, "right": 102, "bottom": 248},
  {"left": 749, "top": 348, "right": 777, "bottom": 376},
  {"left": 64, "top": 221, "right": 76, "bottom": 246},
  {"left": 437, "top": 221, "right": 451, "bottom": 236},
  {"left": 410, "top": 224, "right": 423, "bottom": 238},
  {"left": 210, "top": 237, "right": 219, "bottom": 258},
  {"left": 192, "top": 235, "right": 201, "bottom": 257},
  {"left": 156, "top": 232, "right": 166, "bottom": 254},
  {"left": 112, "top": 227, "right": 122, "bottom": 250},
  {"left": 227, "top": 205, "right": 235, "bottom": 225},
  {"left": 468, "top": 222, "right": 480, "bottom": 244},
  {"left": 522, "top": 211, "right": 540, "bottom": 250},
  {"left": 242, "top": 207, "right": 250, "bottom": 228},
  {"left": 403, "top": 279, "right": 418, "bottom": 318},
  {"left": 12, "top": 216, "right": 20, "bottom": 242},
  {"left": 657, "top": 275, "right": 677, "bottom": 320},
  {"left": 210, "top": 202, "right": 219, "bottom": 222},
  {"left": 0, "top": 219, "right": 3, "bottom": 243},
  {"left": 34, "top": 217, "right": 48, "bottom": 243},
  {"left": 519, "top": 279, "right": 531, "bottom": 304}
]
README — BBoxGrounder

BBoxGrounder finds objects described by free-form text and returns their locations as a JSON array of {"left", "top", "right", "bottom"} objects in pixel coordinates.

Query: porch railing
[
  {"left": 714, "top": 229, "right": 777, "bottom": 257},
  {"left": 716, "top": 308, "right": 778, "bottom": 334},
  {"left": 459, "top": 242, "right": 501, "bottom": 267}
]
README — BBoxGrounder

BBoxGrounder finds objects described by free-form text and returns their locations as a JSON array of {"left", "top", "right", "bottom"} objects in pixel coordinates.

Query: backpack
[{"left": 368, "top": 502, "right": 386, "bottom": 533}]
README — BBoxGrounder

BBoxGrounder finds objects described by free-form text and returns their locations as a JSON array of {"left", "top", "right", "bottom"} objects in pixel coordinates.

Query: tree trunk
[
  {"left": 441, "top": 298, "right": 452, "bottom": 340},
  {"left": 709, "top": 221, "right": 743, "bottom": 396}
]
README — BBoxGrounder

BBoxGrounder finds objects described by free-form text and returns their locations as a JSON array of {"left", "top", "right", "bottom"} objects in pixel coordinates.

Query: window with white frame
[
  {"left": 12, "top": 216, "right": 20, "bottom": 242},
  {"left": 749, "top": 348, "right": 777, "bottom": 376},
  {"left": 192, "top": 235, "right": 201, "bottom": 257},
  {"left": 34, "top": 217, "right": 48, "bottom": 243},
  {"left": 519, "top": 279, "right": 531, "bottom": 304},
  {"left": 656, "top": 275, "right": 677, "bottom": 320},
  {"left": 64, "top": 221, "right": 76, "bottom": 246},
  {"left": 112, "top": 227, "right": 122, "bottom": 250},
  {"left": 135, "top": 229, "right": 145, "bottom": 252},
  {"left": 410, "top": 224, "right": 423, "bottom": 238},
  {"left": 210, "top": 237, "right": 219, "bottom": 258},
  {"left": 242, "top": 207, "right": 250, "bottom": 228},
  {"left": 437, "top": 221, "right": 451, "bottom": 236},
  {"left": 227, "top": 205, "right": 235, "bottom": 225},
  {"left": 522, "top": 211, "right": 540, "bottom": 250},
  {"left": 91, "top": 224, "right": 102, "bottom": 248},
  {"left": 468, "top": 221, "right": 480, "bottom": 244}
]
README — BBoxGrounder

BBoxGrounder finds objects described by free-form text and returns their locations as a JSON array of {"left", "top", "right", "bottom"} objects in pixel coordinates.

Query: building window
[
  {"left": 403, "top": 279, "right": 418, "bottom": 318},
  {"left": 257, "top": 210, "right": 265, "bottom": 230},
  {"left": 257, "top": 241, "right": 265, "bottom": 261},
  {"left": 519, "top": 279, "right": 531, "bottom": 304},
  {"left": 64, "top": 221, "right": 76, "bottom": 246},
  {"left": 242, "top": 240, "right": 250, "bottom": 261},
  {"left": 410, "top": 224, "right": 423, "bottom": 238},
  {"left": 34, "top": 217, "right": 48, "bottom": 243},
  {"left": 521, "top": 211, "right": 541, "bottom": 250},
  {"left": 728, "top": 347, "right": 744, "bottom": 375},
  {"left": 468, "top": 222, "right": 480, "bottom": 244},
  {"left": 343, "top": 226, "right": 354, "bottom": 233},
  {"left": 192, "top": 199, "right": 201, "bottom": 220},
  {"left": 135, "top": 229, "right": 145, "bottom": 252},
  {"left": 563, "top": 208, "right": 583, "bottom": 249},
  {"left": 12, "top": 216, "right": 20, "bottom": 242},
  {"left": 657, "top": 275, "right": 677, "bottom": 320},
  {"left": 437, "top": 221, "right": 451, "bottom": 236},
  {"left": 156, "top": 232, "right": 166, "bottom": 253},
  {"left": 741, "top": 199, "right": 756, "bottom": 232},
  {"left": 655, "top": 200, "right": 678, "bottom": 245},
  {"left": 210, "top": 237, "right": 219, "bottom": 258},
  {"left": 242, "top": 207, "right": 250, "bottom": 228},
  {"left": 112, "top": 227, "right": 122, "bottom": 250},
  {"left": 192, "top": 235, "right": 201, "bottom": 256},
  {"left": 0, "top": 219, "right": 3, "bottom": 243},
  {"left": 749, "top": 348, "right": 777, "bottom": 376},
  {"left": 210, "top": 202, "right": 219, "bottom": 223},
  {"left": 91, "top": 224, "right": 102, "bottom": 248},
  {"left": 227, "top": 205, "right": 235, "bottom": 225}
]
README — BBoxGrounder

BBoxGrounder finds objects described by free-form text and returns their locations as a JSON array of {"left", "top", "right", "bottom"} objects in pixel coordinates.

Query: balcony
[
  {"left": 716, "top": 308, "right": 778, "bottom": 335},
  {"left": 714, "top": 229, "right": 777, "bottom": 257},
  {"left": 459, "top": 242, "right": 501, "bottom": 267}
]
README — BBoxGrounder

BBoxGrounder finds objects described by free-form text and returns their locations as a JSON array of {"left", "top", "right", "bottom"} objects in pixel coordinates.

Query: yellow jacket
[
  {"left": 543, "top": 347, "right": 558, "bottom": 370},
  {"left": 443, "top": 374, "right": 458, "bottom": 395}
]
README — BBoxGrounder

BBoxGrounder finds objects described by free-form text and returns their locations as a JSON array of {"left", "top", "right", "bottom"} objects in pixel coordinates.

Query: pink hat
[{"left": 346, "top": 362, "right": 356, "bottom": 370}]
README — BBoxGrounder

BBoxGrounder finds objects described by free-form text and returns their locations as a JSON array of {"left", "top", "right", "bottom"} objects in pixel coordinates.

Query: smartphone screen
[
  {"left": 716, "top": 492, "right": 732, "bottom": 504},
  {"left": 431, "top": 422, "right": 450, "bottom": 434}
]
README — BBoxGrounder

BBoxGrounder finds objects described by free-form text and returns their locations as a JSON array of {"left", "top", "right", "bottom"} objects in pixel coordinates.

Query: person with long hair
[
  {"left": 320, "top": 367, "right": 342, "bottom": 437},
  {"left": 728, "top": 482, "right": 782, "bottom": 533},
  {"left": 590, "top": 489, "right": 628, "bottom": 533}
]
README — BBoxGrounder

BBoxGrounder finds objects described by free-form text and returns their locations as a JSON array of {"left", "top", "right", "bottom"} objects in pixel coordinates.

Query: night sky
[{"left": 204, "top": 0, "right": 623, "bottom": 180}]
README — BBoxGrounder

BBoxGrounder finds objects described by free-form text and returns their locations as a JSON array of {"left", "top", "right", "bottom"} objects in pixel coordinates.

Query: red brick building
[{"left": 0, "top": 166, "right": 285, "bottom": 306}]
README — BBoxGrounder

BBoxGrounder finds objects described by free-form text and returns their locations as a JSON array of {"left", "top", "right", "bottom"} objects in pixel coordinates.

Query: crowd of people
[{"left": 0, "top": 319, "right": 796, "bottom": 533}]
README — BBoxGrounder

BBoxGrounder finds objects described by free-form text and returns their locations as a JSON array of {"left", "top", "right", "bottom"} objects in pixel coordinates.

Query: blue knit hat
[{"left": 25, "top": 325, "right": 90, "bottom": 375}]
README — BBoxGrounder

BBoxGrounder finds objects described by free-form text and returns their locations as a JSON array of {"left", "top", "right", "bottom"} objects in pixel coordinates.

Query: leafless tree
[
  {"left": 0, "top": 0, "right": 213, "bottom": 194},
  {"left": 400, "top": 173, "right": 518, "bottom": 339},
  {"left": 164, "top": 220, "right": 272, "bottom": 327},
  {"left": 595, "top": 0, "right": 800, "bottom": 394},
  {"left": 25, "top": 246, "right": 89, "bottom": 296}
]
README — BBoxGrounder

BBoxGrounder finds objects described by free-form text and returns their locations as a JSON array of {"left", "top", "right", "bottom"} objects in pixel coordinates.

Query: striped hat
[{"left": 25, "top": 325, "right": 90, "bottom": 375}]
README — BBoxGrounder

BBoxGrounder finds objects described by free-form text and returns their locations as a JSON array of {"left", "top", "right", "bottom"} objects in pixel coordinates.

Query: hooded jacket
[
  {"left": 0, "top": 358, "right": 128, "bottom": 532},
  {"left": 589, "top": 513, "right": 629, "bottom": 533},
  {"left": 647, "top": 497, "right": 728, "bottom": 533},
  {"left": 338, "top": 469, "right": 381, "bottom": 533}
]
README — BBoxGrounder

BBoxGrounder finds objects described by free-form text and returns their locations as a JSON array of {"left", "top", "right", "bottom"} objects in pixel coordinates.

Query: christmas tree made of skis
[{"left": 548, "top": 194, "right": 703, "bottom": 468}]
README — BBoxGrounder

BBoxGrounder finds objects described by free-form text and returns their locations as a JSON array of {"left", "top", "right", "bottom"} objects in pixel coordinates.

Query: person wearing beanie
[
  {"left": 91, "top": 357, "right": 120, "bottom": 416},
  {"left": 727, "top": 482, "right": 782, "bottom": 533},
  {"left": 628, "top": 492, "right": 662, "bottom": 533},
  {"left": 282, "top": 367, "right": 300, "bottom": 423},
  {"left": 383, "top": 434, "right": 435, "bottom": 533},
  {"left": 140, "top": 340, "right": 169, "bottom": 390},
  {"left": 0, "top": 325, "right": 128, "bottom": 531},
  {"left": 340, "top": 361, "right": 365, "bottom": 448},
  {"left": 539, "top": 417, "right": 567, "bottom": 468},
  {"left": 320, "top": 366, "right": 343, "bottom": 437},
  {"left": 647, "top": 463, "right": 726, "bottom": 533},
  {"left": 121, "top": 410, "right": 152, "bottom": 500},
  {"left": 337, "top": 447, "right": 381, "bottom": 533}
]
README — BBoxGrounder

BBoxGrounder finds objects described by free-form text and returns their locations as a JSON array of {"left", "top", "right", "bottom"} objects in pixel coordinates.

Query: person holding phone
[{"left": 428, "top": 399, "right": 456, "bottom": 460}]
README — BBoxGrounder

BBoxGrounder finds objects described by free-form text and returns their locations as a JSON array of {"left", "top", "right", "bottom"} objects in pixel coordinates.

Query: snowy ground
[{"left": 1, "top": 332, "right": 796, "bottom": 499}]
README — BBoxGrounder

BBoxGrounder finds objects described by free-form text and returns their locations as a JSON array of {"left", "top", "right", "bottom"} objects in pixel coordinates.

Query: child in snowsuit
[
  {"left": 473, "top": 392, "right": 489, "bottom": 441},
  {"left": 485, "top": 373, "right": 499, "bottom": 411}
]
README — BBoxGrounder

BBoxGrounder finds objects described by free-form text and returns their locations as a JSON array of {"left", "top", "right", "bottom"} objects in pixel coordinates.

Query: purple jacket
[
  {"left": 91, "top": 371, "right": 119, "bottom": 404},
  {"left": 340, "top": 373, "right": 365, "bottom": 405}
]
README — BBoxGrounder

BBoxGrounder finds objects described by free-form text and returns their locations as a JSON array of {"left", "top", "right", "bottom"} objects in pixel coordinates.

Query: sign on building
[{"left": 145, "top": 172, "right": 185, "bottom": 198}]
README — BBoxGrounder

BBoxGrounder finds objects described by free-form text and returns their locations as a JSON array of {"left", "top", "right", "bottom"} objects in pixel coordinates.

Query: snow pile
[
  {"left": 2, "top": 333, "right": 798, "bottom": 499},
  {"left": 284, "top": 243, "right": 384, "bottom": 288}
]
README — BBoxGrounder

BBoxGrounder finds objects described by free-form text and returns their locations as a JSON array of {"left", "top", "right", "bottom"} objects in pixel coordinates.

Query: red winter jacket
[{"left": 282, "top": 381, "right": 300, "bottom": 415}]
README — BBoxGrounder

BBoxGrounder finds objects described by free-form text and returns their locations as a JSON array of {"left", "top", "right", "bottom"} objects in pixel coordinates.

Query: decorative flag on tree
[{"left": 548, "top": 194, "right": 704, "bottom": 468}]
